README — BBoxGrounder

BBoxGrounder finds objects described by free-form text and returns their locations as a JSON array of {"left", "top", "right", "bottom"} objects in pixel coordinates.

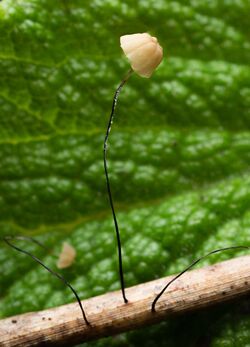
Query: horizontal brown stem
[{"left": 0, "top": 255, "right": 249, "bottom": 347}]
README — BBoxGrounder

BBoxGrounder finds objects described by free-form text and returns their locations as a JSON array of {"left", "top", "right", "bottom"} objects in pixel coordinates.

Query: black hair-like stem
[
  {"left": 151, "top": 245, "right": 249, "bottom": 312},
  {"left": 3, "top": 236, "right": 90, "bottom": 326},
  {"left": 104, "top": 69, "right": 133, "bottom": 304}
]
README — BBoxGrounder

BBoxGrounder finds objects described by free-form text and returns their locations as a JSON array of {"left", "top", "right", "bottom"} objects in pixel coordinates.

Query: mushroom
[
  {"left": 103, "top": 33, "right": 163, "bottom": 303},
  {"left": 120, "top": 33, "right": 163, "bottom": 78},
  {"left": 57, "top": 242, "right": 76, "bottom": 269}
]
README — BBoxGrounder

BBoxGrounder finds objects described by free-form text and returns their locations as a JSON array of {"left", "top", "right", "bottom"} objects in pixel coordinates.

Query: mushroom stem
[
  {"left": 3, "top": 236, "right": 90, "bottom": 326},
  {"left": 151, "top": 245, "right": 250, "bottom": 312},
  {"left": 103, "top": 69, "right": 133, "bottom": 304}
]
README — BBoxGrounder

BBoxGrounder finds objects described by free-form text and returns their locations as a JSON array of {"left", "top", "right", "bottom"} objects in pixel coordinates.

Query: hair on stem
[
  {"left": 3, "top": 235, "right": 90, "bottom": 326},
  {"left": 103, "top": 69, "right": 133, "bottom": 304},
  {"left": 151, "top": 245, "right": 250, "bottom": 312}
]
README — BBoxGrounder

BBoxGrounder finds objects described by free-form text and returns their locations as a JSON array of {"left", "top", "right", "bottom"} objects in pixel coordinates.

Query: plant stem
[{"left": 1, "top": 255, "right": 249, "bottom": 346}]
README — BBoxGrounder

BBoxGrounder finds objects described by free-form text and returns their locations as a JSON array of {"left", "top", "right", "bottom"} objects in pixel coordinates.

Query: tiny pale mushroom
[
  {"left": 120, "top": 33, "right": 163, "bottom": 78},
  {"left": 57, "top": 242, "right": 76, "bottom": 269}
]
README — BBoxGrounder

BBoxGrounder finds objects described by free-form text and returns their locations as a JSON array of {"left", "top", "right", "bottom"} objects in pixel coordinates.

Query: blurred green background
[{"left": 0, "top": 0, "right": 250, "bottom": 346}]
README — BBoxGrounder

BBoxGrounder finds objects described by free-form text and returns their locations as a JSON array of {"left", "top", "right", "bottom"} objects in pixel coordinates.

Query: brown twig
[{"left": 0, "top": 255, "right": 249, "bottom": 347}]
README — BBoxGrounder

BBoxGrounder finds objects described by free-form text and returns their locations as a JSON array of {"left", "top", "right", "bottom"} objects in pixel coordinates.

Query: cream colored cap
[
  {"left": 57, "top": 242, "right": 76, "bottom": 269},
  {"left": 120, "top": 33, "right": 163, "bottom": 78}
]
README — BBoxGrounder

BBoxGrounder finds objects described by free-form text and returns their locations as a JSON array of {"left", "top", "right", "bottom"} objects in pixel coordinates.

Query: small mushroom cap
[
  {"left": 57, "top": 242, "right": 76, "bottom": 269},
  {"left": 120, "top": 33, "right": 163, "bottom": 78}
]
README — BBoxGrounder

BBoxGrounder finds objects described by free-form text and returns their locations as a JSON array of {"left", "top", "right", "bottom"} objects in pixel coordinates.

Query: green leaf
[{"left": 0, "top": 0, "right": 250, "bottom": 346}]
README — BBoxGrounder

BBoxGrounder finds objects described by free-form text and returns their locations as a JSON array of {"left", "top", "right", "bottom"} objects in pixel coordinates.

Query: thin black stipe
[
  {"left": 151, "top": 245, "right": 249, "bottom": 312},
  {"left": 4, "top": 235, "right": 47, "bottom": 249},
  {"left": 104, "top": 69, "right": 133, "bottom": 304},
  {"left": 3, "top": 236, "right": 90, "bottom": 326}
]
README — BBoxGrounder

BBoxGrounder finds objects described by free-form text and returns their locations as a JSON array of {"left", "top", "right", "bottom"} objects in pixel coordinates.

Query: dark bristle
[
  {"left": 151, "top": 245, "right": 249, "bottom": 312},
  {"left": 3, "top": 235, "right": 90, "bottom": 326},
  {"left": 103, "top": 69, "right": 133, "bottom": 303}
]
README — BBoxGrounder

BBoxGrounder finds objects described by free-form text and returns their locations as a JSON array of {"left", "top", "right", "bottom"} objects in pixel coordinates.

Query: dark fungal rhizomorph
[
  {"left": 151, "top": 245, "right": 250, "bottom": 312},
  {"left": 4, "top": 236, "right": 90, "bottom": 325}
]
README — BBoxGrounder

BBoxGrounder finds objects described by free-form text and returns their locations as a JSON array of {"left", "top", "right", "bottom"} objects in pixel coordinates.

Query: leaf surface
[{"left": 0, "top": 0, "right": 250, "bottom": 346}]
